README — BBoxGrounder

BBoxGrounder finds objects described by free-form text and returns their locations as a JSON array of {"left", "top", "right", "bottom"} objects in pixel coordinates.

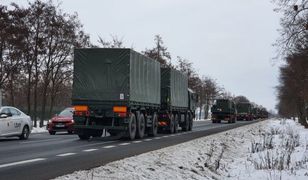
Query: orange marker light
[
  {"left": 113, "top": 106, "right": 127, "bottom": 113},
  {"left": 74, "top": 105, "right": 88, "bottom": 112}
]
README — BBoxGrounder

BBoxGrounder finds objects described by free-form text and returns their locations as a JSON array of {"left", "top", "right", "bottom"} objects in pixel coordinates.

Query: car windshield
[{"left": 58, "top": 108, "right": 73, "bottom": 117}]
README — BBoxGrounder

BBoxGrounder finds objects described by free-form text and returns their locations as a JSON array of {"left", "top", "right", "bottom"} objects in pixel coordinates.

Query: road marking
[
  {"left": 119, "top": 143, "right": 130, "bottom": 146},
  {"left": 83, "top": 149, "right": 98, "bottom": 152},
  {"left": 103, "top": 145, "right": 116, "bottom": 149},
  {"left": 56, "top": 153, "right": 76, "bottom": 157},
  {"left": 0, "top": 158, "right": 46, "bottom": 168},
  {"left": 132, "top": 140, "right": 142, "bottom": 143},
  {"left": 144, "top": 139, "right": 152, "bottom": 141},
  {"left": 162, "top": 135, "right": 169, "bottom": 138},
  {"left": 154, "top": 137, "right": 162, "bottom": 140}
]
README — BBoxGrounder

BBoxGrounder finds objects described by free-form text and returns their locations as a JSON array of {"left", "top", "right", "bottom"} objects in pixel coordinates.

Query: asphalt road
[{"left": 0, "top": 119, "right": 263, "bottom": 180}]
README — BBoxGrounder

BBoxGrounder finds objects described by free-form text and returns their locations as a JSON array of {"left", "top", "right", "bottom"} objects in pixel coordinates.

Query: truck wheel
[
  {"left": 148, "top": 113, "right": 158, "bottom": 137},
  {"left": 136, "top": 113, "right": 145, "bottom": 139},
  {"left": 174, "top": 114, "right": 179, "bottom": 133},
  {"left": 92, "top": 131, "right": 103, "bottom": 138},
  {"left": 169, "top": 115, "right": 175, "bottom": 134},
  {"left": 127, "top": 113, "right": 137, "bottom": 140},
  {"left": 78, "top": 134, "right": 90, "bottom": 140},
  {"left": 182, "top": 114, "right": 189, "bottom": 131},
  {"left": 188, "top": 114, "right": 193, "bottom": 131}
]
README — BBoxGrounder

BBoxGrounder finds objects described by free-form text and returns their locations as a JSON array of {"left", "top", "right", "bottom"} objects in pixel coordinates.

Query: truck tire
[
  {"left": 174, "top": 114, "right": 179, "bottom": 133},
  {"left": 188, "top": 114, "right": 193, "bottom": 131},
  {"left": 92, "top": 131, "right": 103, "bottom": 138},
  {"left": 182, "top": 114, "right": 189, "bottom": 131},
  {"left": 127, "top": 113, "right": 137, "bottom": 140},
  {"left": 169, "top": 115, "right": 175, "bottom": 134},
  {"left": 136, "top": 112, "right": 145, "bottom": 139},
  {"left": 148, "top": 113, "right": 158, "bottom": 137},
  {"left": 78, "top": 134, "right": 90, "bottom": 140}
]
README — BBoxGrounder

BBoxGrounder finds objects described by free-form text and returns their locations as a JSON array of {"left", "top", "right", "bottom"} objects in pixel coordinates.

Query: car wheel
[
  {"left": 49, "top": 131, "right": 56, "bottom": 135},
  {"left": 19, "top": 126, "right": 30, "bottom": 140}
]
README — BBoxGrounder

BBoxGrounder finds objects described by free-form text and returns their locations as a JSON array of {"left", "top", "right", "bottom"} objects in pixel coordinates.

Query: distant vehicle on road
[
  {"left": 236, "top": 102, "right": 253, "bottom": 121},
  {"left": 211, "top": 99, "right": 237, "bottom": 123},
  {"left": 0, "top": 106, "right": 32, "bottom": 139},
  {"left": 47, "top": 107, "right": 74, "bottom": 135}
]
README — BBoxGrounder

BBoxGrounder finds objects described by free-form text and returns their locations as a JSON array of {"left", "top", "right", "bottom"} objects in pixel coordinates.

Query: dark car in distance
[{"left": 47, "top": 108, "right": 74, "bottom": 135}]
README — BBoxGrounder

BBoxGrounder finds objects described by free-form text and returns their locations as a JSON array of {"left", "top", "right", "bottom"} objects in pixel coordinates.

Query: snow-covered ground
[
  {"left": 55, "top": 119, "right": 308, "bottom": 180},
  {"left": 31, "top": 126, "right": 48, "bottom": 133}
]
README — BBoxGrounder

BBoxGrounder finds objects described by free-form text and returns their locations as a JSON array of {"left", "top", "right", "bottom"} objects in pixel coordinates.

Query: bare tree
[
  {"left": 273, "top": 0, "right": 308, "bottom": 56},
  {"left": 98, "top": 35, "right": 125, "bottom": 48},
  {"left": 143, "top": 35, "right": 172, "bottom": 67}
]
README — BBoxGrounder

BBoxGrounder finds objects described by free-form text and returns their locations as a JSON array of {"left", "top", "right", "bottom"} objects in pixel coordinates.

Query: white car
[{"left": 0, "top": 106, "right": 32, "bottom": 140}]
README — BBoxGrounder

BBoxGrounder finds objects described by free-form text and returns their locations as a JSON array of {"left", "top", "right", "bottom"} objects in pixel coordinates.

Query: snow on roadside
[
  {"left": 31, "top": 126, "right": 48, "bottom": 133},
  {"left": 55, "top": 119, "right": 308, "bottom": 180}
]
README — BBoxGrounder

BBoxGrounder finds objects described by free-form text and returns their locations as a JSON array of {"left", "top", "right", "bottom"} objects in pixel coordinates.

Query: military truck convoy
[
  {"left": 211, "top": 99, "right": 269, "bottom": 123},
  {"left": 72, "top": 48, "right": 197, "bottom": 140}
]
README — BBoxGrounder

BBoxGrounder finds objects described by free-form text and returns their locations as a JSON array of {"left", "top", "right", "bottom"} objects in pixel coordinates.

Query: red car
[{"left": 47, "top": 107, "right": 74, "bottom": 135}]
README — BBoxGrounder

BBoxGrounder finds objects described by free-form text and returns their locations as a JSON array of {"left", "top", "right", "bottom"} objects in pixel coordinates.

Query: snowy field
[{"left": 55, "top": 119, "right": 308, "bottom": 180}]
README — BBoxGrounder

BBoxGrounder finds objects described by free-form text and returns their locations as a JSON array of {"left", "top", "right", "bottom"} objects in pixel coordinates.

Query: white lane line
[
  {"left": 56, "top": 153, "right": 76, "bottom": 157},
  {"left": 144, "top": 139, "right": 152, "bottom": 141},
  {"left": 154, "top": 137, "right": 162, "bottom": 140},
  {"left": 162, "top": 135, "right": 169, "bottom": 138},
  {"left": 83, "top": 149, "right": 98, "bottom": 152},
  {"left": 103, "top": 145, "right": 116, "bottom": 149},
  {"left": 119, "top": 143, "right": 130, "bottom": 146},
  {"left": 132, "top": 140, "right": 142, "bottom": 143},
  {"left": 0, "top": 158, "right": 46, "bottom": 168}
]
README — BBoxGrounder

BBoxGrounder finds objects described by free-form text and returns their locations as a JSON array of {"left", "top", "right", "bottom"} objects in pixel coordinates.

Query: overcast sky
[{"left": 2, "top": 0, "right": 282, "bottom": 111}]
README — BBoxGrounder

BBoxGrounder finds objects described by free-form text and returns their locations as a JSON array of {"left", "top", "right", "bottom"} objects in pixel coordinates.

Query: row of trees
[
  {"left": 274, "top": 0, "right": 308, "bottom": 127},
  {"left": 0, "top": 1, "right": 90, "bottom": 126}
]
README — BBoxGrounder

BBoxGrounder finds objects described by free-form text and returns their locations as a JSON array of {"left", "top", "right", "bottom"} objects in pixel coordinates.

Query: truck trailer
[{"left": 72, "top": 48, "right": 196, "bottom": 140}]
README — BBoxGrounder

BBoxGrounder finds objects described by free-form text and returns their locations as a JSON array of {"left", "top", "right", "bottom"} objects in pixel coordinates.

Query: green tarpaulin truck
[
  {"left": 236, "top": 102, "right": 253, "bottom": 121},
  {"left": 72, "top": 48, "right": 196, "bottom": 140},
  {"left": 211, "top": 99, "right": 237, "bottom": 123}
]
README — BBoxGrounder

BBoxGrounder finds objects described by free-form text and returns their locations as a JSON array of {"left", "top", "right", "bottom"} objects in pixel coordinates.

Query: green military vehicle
[
  {"left": 72, "top": 48, "right": 161, "bottom": 140},
  {"left": 236, "top": 102, "right": 253, "bottom": 121},
  {"left": 72, "top": 48, "right": 197, "bottom": 140},
  {"left": 159, "top": 68, "right": 196, "bottom": 133},
  {"left": 211, "top": 99, "right": 237, "bottom": 123}
]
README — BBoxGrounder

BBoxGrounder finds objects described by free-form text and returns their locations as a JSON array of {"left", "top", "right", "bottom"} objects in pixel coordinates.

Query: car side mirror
[{"left": 0, "top": 113, "right": 8, "bottom": 118}]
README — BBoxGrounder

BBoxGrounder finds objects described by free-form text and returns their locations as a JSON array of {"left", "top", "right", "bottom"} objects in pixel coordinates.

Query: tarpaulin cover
[
  {"left": 161, "top": 68, "right": 188, "bottom": 108},
  {"left": 236, "top": 102, "right": 252, "bottom": 113},
  {"left": 72, "top": 48, "right": 160, "bottom": 105}
]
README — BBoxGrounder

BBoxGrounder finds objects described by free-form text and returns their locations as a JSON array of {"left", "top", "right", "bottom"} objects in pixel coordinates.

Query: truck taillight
[
  {"left": 113, "top": 106, "right": 127, "bottom": 113},
  {"left": 74, "top": 105, "right": 88, "bottom": 112},
  {"left": 73, "top": 105, "right": 90, "bottom": 117}
]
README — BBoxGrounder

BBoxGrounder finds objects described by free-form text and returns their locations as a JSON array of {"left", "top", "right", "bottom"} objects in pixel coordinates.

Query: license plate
[{"left": 55, "top": 124, "right": 65, "bottom": 127}]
